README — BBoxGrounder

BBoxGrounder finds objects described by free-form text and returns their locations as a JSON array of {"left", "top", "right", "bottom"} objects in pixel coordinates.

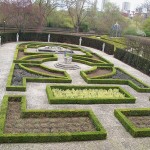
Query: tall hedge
[
  {"left": 0, "top": 32, "right": 114, "bottom": 55},
  {"left": 114, "top": 48, "right": 150, "bottom": 76}
]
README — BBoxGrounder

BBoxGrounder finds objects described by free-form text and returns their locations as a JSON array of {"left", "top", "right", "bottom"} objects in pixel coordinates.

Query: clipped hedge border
[
  {"left": 46, "top": 85, "right": 136, "bottom": 104},
  {"left": 14, "top": 46, "right": 57, "bottom": 64},
  {"left": 80, "top": 66, "right": 150, "bottom": 93},
  {"left": 25, "top": 42, "right": 92, "bottom": 57},
  {"left": 19, "top": 64, "right": 69, "bottom": 78},
  {"left": 72, "top": 52, "right": 114, "bottom": 66},
  {"left": 72, "top": 56, "right": 113, "bottom": 67},
  {"left": 6, "top": 63, "right": 72, "bottom": 91},
  {"left": 0, "top": 32, "right": 114, "bottom": 55},
  {"left": 114, "top": 108, "right": 150, "bottom": 137},
  {"left": 0, "top": 95, "right": 107, "bottom": 143},
  {"left": 82, "top": 66, "right": 116, "bottom": 79},
  {"left": 114, "top": 48, "right": 150, "bottom": 76}
]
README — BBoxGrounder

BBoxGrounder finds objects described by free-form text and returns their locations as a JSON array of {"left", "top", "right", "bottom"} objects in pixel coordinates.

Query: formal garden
[{"left": 0, "top": 33, "right": 149, "bottom": 149}]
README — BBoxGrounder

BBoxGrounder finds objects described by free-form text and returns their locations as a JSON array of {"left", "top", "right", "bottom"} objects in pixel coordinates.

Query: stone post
[
  {"left": 16, "top": 33, "right": 19, "bottom": 42},
  {"left": 0, "top": 36, "right": 1, "bottom": 46},
  {"left": 48, "top": 34, "right": 50, "bottom": 42},
  {"left": 102, "top": 43, "right": 105, "bottom": 52},
  {"left": 79, "top": 37, "right": 82, "bottom": 46}
]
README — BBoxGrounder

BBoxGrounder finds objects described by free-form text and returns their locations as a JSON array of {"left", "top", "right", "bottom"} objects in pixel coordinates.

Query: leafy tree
[{"left": 63, "top": 0, "right": 92, "bottom": 32}]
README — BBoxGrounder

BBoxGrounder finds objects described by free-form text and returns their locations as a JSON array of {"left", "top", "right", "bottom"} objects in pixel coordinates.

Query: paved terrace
[{"left": 0, "top": 42, "right": 150, "bottom": 150}]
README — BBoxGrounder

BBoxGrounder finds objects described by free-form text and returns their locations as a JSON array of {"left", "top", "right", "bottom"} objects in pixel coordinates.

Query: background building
[
  {"left": 101, "top": 0, "right": 109, "bottom": 11},
  {"left": 122, "top": 2, "right": 130, "bottom": 13}
]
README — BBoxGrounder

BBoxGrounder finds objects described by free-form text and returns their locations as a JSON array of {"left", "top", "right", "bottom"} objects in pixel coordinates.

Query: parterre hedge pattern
[
  {"left": 80, "top": 66, "right": 150, "bottom": 93},
  {"left": 114, "top": 108, "right": 150, "bottom": 137},
  {"left": 2, "top": 41, "right": 150, "bottom": 142},
  {"left": 0, "top": 95, "right": 107, "bottom": 143},
  {"left": 46, "top": 85, "right": 136, "bottom": 104},
  {"left": 6, "top": 63, "right": 71, "bottom": 91}
]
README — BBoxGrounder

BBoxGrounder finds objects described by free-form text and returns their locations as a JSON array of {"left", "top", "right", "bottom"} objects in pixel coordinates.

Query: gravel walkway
[{"left": 0, "top": 42, "right": 150, "bottom": 150}]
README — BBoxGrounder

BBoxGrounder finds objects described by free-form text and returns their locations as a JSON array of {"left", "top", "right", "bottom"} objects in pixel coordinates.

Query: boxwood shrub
[
  {"left": 6, "top": 63, "right": 72, "bottom": 91},
  {"left": 46, "top": 85, "right": 136, "bottom": 104},
  {"left": 0, "top": 95, "right": 107, "bottom": 143},
  {"left": 114, "top": 108, "right": 150, "bottom": 137},
  {"left": 80, "top": 66, "right": 150, "bottom": 93},
  {"left": 114, "top": 48, "right": 150, "bottom": 76},
  {"left": 0, "top": 32, "right": 114, "bottom": 55}
]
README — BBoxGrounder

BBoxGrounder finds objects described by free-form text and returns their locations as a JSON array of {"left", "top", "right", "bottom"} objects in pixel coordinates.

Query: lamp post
[{"left": 3, "top": 21, "right": 5, "bottom": 33}]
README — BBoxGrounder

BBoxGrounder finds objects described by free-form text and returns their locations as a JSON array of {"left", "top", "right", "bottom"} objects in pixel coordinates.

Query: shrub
[
  {"left": 114, "top": 48, "right": 150, "bottom": 76},
  {"left": 0, "top": 32, "right": 114, "bottom": 55}
]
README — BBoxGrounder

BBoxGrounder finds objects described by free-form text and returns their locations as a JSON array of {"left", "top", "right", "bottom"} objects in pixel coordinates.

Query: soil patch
[
  {"left": 112, "top": 69, "right": 148, "bottom": 88},
  {"left": 87, "top": 69, "right": 112, "bottom": 78},
  {"left": 92, "top": 54, "right": 102, "bottom": 61},
  {"left": 12, "top": 65, "right": 46, "bottom": 86},
  {"left": 27, "top": 66, "right": 64, "bottom": 77},
  {"left": 5, "top": 101, "right": 96, "bottom": 133},
  {"left": 127, "top": 116, "right": 150, "bottom": 128},
  {"left": 17, "top": 51, "right": 26, "bottom": 60}
]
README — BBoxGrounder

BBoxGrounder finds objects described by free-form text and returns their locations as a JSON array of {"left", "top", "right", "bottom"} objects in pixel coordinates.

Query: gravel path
[{"left": 0, "top": 42, "right": 150, "bottom": 150}]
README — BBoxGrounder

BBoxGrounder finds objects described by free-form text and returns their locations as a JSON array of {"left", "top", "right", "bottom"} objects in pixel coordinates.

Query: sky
[{"left": 97, "top": 0, "right": 146, "bottom": 11}]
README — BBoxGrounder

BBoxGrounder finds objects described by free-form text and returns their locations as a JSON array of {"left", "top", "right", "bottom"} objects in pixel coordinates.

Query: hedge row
[
  {"left": 114, "top": 48, "right": 150, "bottom": 76},
  {"left": 114, "top": 108, "right": 150, "bottom": 137},
  {"left": 0, "top": 95, "right": 107, "bottom": 143},
  {"left": 46, "top": 85, "right": 136, "bottom": 104},
  {"left": 0, "top": 32, "right": 114, "bottom": 55},
  {"left": 82, "top": 66, "right": 116, "bottom": 79},
  {"left": 6, "top": 63, "right": 72, "bottom": 91},
  {"left": 80, "top": 66, "right": 150, "bottom": 93},
  {"left": 14, "top": 51, "right": 57, "bottom": 64},
  {"left": 72, "top": 52, "right": 113, "bottom": 66}
]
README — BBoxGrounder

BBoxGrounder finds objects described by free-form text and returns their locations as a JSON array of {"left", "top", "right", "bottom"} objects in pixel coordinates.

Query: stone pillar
[
  {"left": 102, "top": 43, "right": 105, "bottom": 52},
  {"left": 0, "top": 36, "right": 1, "bottom": 46},
  {"left": 16, "top": 33, "right": 19, "bottom": 42},
  {"left": 79, "top": 37, "right": 82, "bottom": 46},
  {"left": 48, "top": 34, "right": 50, "bottom": 42}
]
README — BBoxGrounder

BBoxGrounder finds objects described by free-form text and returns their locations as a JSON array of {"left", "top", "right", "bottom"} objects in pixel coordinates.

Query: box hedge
[
  {"left": 114, "top": 108, "right": 150, "bottom": 137},
  {"left": 0, "top": 95, "right": 107, "bottom": 143},
  {"left": 46, "top": 85, "right": 136, "bottom": 104},
  {"left": 114, "top": 48, "right": 150, "bottom": 76}
]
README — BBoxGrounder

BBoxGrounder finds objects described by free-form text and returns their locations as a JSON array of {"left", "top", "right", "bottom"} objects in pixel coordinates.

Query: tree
[
  {"left": 0, "top": 0, "right": 34, "bottom": 32},
  {"left": 63, "top": 0, "right": 92, "bottom": 32},
  {"left": 96, "top": 2, "right": 129, "bottom": 34},
  {"left": 34, "top": 0, "right": 61, "bottom": 30},
  {"left": 143, "top": 17, "right": 150, "bottom": 35}
]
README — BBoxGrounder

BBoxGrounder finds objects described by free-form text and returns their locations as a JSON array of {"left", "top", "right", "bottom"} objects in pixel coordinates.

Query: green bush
[
  {"left": 46, "top": 85, "right": 136, "bottom": 104},
  {"left": 114, "top": 48, "right": 150, "bottom": 76},
  {"left": 114, "top": 108, "right": 150, "bottom": 137},
  {"left": 0, "top": 95, "right": 107, "bottom": 143},
  {"left": 6, "top": 63, "right": 72, "bottom": 91},
  {"left": 80, "top": 66, "right": 150, "bottom": 93},
  {"left": 0, "top": 32, "right": 114, "bottom": 55},
  {"left": 79, "top": 23, "right": 89, "bottom": 32}
]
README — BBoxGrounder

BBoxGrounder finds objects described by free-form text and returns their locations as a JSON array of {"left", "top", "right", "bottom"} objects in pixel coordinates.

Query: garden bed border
[
  {"left": 80, "top": 67, "right": 150, "bottom": 93},
  {"left": 114, "top": 108, "right": 150, "bottom": 137},
  {"left": 6, "top": 63, "right": 72, "bottom": 91},
  {"left": 46, "top": 85, "right": 136, "bottom": 104},
  {"left": 0, "top": 95, "right": 107, "bottom": 143}
]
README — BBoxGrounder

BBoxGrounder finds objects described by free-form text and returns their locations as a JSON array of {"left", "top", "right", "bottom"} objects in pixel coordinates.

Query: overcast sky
[{"left": 97, "top": 0, "right": 146, "bottom": 11}]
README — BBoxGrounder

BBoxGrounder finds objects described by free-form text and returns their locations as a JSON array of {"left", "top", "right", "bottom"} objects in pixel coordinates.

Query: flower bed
[
  {"left": 114, "top": 108, "right": 150, "bottom": 137},
  {"left": 46, "top": 85, "right": 135, "bottom": 104},
  {"left": 80, "top": 66, "right": 150, "bottom": 93},
  {"left": 0, "top": 95, "right": 107, "bottom": 143},
  {"left": 6, "top": 64, "right": 71, "bottom": 91}
]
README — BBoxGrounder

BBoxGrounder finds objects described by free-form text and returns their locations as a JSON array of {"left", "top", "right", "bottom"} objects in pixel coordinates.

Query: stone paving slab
[{"left": 0, "top": 42, "right": 150, "bottom": 150}]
